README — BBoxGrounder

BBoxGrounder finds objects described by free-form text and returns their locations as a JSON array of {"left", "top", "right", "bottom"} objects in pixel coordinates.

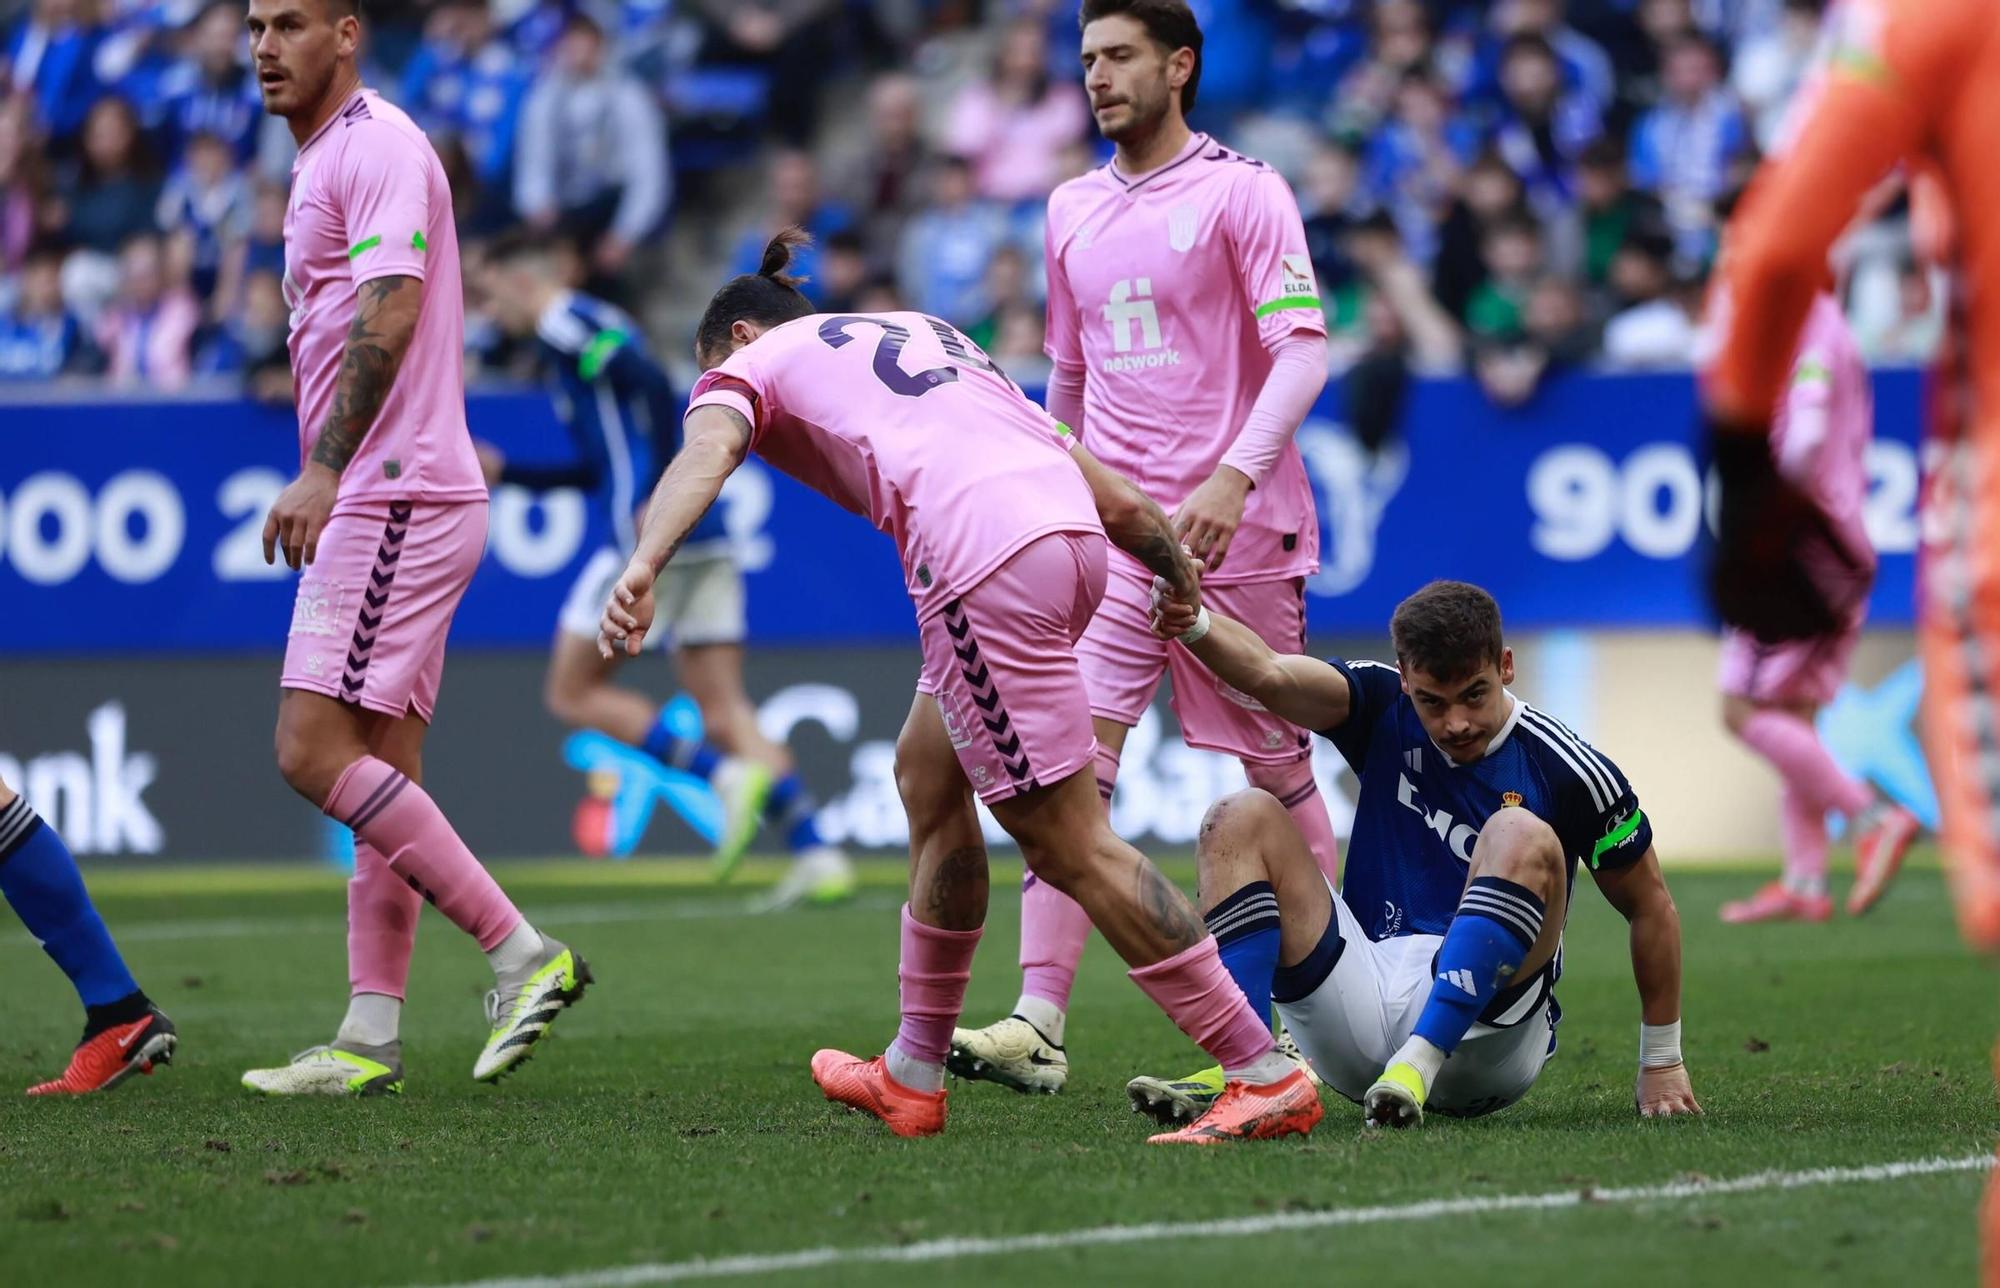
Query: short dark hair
[
  {"left": 694, "top": 227, "right": 815, "bottom": 363},
  {"left": 1080, "top": 0, "right": 1204, "bottom": 116},
  {"left": 483, "top": 226, "right": 558, "bottom": 268},
  {"left": 1390, "top": 581, "right": 1505, "bottom": 683}
]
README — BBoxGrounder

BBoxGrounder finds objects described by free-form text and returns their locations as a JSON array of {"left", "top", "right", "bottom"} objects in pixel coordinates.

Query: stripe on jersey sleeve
[
  {"left": 1520, "top": 708, "right": 1620, "bottom": 807},
  {"left": 347, "top": 234, "right": 382, "bottom": 259},
  {"left": 1254, "top": 295, "right": 1320, "bottom": 318},
  {"left": 1515, "top": 718, "right": 1609, "bottom": 814}
]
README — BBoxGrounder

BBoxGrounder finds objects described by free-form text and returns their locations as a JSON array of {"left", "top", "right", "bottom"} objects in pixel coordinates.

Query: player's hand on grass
[
  {"left": 262, "top": 463, "right": 339, "bottom": 570},
  {"left": 1173, "top": 466, "right": 1250, "bottom": 572},
  {"left": 1709, "top": 423, "right": 1864, "bottom": 643},
  {"left": 598, "top": 559, "right": 658, "bottom": 659},
  {"left": 1636, "top": 1061, "right": 1701, "bottom": 1118}
]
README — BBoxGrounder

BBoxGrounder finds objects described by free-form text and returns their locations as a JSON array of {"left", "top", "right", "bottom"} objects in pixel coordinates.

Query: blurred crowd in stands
[{"left": 0, "top": 0, "right": 1942, "bottom": 410}]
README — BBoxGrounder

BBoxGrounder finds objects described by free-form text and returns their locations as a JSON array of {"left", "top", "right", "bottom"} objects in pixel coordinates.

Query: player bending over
[
  {"left": 2, "top": 778, "right": 176, "bottom": 1094},
  {"left": 1713, "top": 286, "right": 1919, "bottom": 925},
  {"left": 953, "top": 0, "right": 1340, "bottom": 1097},
  {"left": 601, "top": 231, "right": 1320, "bottom": 1144},
  {"left": 240, "top": 0, "right": 586, "bottom": 1097},
  {"left": 474, "top": 232, "right": 855, "bottom": 909},
  {"left": 1128, "top": 580, "right": 1699, "bottom": 1127}
]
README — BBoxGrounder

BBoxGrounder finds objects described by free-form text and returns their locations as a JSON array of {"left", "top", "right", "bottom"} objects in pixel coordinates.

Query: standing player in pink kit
[
  {"left": 599, "top": 232, "right": 1322, "bottom": 1145},
  {"left": 238, "top": 0, "right": 589, "bottom": 1096},
  {"left": 951, "top": 0, "right": 1336, "bottom": 1096},
  {"left": 1716, "top": 290, "right": 1921, "bottom": 924}
]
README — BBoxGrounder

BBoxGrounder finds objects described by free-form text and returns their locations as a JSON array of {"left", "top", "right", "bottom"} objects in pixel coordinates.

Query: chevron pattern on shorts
[
  {"left": 341, "top": 501, "right": 413, "bottom": 704},
  {"left": 942, "top": 598, "right": 1035, "bottom": 788}
]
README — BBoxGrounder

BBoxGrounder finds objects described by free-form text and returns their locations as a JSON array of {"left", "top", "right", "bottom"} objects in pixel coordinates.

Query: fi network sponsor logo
[{"left": 1101, "top": 279, "right": 1181, "bottom": 372}]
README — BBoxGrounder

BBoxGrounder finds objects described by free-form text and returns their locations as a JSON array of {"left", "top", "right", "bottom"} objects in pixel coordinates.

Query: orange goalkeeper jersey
[{"left": 1706, "top": 0, "right": 1999, "bottom": 439}]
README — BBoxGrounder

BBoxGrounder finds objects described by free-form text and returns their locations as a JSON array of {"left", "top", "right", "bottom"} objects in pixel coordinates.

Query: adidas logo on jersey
[{"left": 1440, "top": 969, "right": 1478, "bottom": 996}]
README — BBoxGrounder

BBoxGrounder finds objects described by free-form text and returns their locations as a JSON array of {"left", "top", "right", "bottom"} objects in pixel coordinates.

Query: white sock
[
  {"left": 1225, "top": 1049, "right": 1297, "bottom": 1086},
  {"left": 486, "top": 921, "right": 546, "bottom": 982},
  {"left": 335, "top": 993, "right": 401, "bottom": 1048},
  {"left": 1390, "top": 1035, "right": 1447, "bottom": 1091},
  {"left": 1012, "top": 994, "right": 1066, "bottom": 1046},
  {"left": 885, "top": 1041, "right": 944, "bottom": 1093},
  {"left": 1783, "top": 871, "right": 1828, "bottom": 898}
]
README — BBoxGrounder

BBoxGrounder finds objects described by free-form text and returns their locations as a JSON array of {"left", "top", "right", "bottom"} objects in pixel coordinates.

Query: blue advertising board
[{"left": 0, "top": 368, "right": 1926, "bottom": 654}]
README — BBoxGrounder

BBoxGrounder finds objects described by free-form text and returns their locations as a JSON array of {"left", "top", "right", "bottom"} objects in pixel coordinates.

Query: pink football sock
[
  {"left": 1779, "top": 786, "right": 1831, "bottom": 895},
  {"left": 890, "top": 904, "right": 982, "bottom": 1067},
  {"left": 324, "top": 756, "right": 522, "bottom": 952},
  {"left": 1246, "top": 755, "right": 1341, "bottom": 884},
  {"left": 1015, "top": 742, "right": 1118, "bottom": 1009},
  {"left": 347, "top": 839, "right": 421, "bottom": 1000},
  {"left": 1737, "top": 709, "right": 1873, "bottom": 818},
  {"left": 1128, "top": 936, "right": 1277, "bottom": 1073}
]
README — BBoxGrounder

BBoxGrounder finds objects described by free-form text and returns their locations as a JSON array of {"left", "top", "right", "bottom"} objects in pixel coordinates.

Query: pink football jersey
[
  {"left": 687, "top": 312, "right": 1102, "bottom": 618},
  {"left": 1043, "top": 131, "right": 1327, "bottom": 586},
  {"left": 1775, "top": 293, "right": 1877, "bottom": 578},
  {"left": 283, "top": 89, "right": 483, "bottom": 511}
]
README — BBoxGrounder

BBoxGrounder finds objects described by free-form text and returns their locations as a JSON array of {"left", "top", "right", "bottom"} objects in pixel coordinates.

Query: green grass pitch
[{"left": 1, "top": 855, "right": 1994, "bottom": 1287}]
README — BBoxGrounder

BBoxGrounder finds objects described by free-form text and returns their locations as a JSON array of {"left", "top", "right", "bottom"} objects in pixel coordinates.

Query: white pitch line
[
  {"left": 1, "top": 893, "right": 903, "bottom": 947},
  {"left": 419, "top": 1153, "right": 1992, "bottom": 1288}
]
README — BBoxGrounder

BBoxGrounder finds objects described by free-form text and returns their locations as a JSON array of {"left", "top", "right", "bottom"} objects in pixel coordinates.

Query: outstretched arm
[
  {"left": 1070, "top": 440, "right": 1200, "bottom": 604},
  {"left": 263, "top": 275, "right": 421, "bottom": 569},
  {"left": 599, "top": 404, "right": 750, "bottom": 657},
  {"left": 1591, "top": 845, "right": 1700, "bottom": 1117},
  {"left": 1151, "top": 592, "right": 1352, "bottom": 734}
]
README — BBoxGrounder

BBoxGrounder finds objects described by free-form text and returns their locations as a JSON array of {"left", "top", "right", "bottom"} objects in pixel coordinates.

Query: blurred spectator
[
  {"left": 1730, "top": 0, "right": 1822, "bottom": 150},
  {"left": 1488, "top": 34, "right": 1601, "bottom": 219},
  {"left": 965, "top": 243, "right": 1031, "bottom": 352},
  {"left": 237, "top": 175, "right": 285, "bottom": 278},
  {"left": 514, "top": 14, "right": 668, "bottom": 283},
  {"left": 728, "top": 148, "right": 852, "bottom": 302},
  {"left": 197, "top": 264, "right": 289, "bottom": 396},
  {"left": 3, "top": 0, "right": 104, "bottom": 146},
  {"left": 1432, "top": 150, "right": 1527, "bottom": 321},
  {"left": 687, "top": 0, "right": 841, "bottom": 145},
  {"left": 1853, "top": 255, "right": 1944, "bottom": 366},
  {"left": 1474, "top": 273, "right": 1596, "bottom": 406},
  {"left": 0, "top": 99, "right": 56, "bottom": 280},
  {"left": 829, "top": 73, "right": 934, "bottom": 262},
  {"left": 154, "top": 0, "right": 260, "bottom": 166},
  {"left": 93, "top": 230, "right": 198, "bottom": 387},
  {"left": 987, "top": 301, "right": 1048, "bottom": 377},
  {"left": 0, "top": 241, "right": 94, "bottom": 378},
  {"left": 1469, "top": 0, "right": 1617, "bottom": 120},
  {"left": 57, "top": 95, "right": 161, "bottom": 256},
  {"left": 402, "top": 0, "right": 531, "bottom": 225},
  {"left": 1301, "top": 140, "right": 1365, "bottom": 323},
  {"left": 1464, "top": 214, "right": 1544, "bottom": 339},
  {"left": 1330, "top": 0, "right": 1435, "bottom": 138},
  {"left": 1629, "top": 33, "right": 1745, "bottom": 252},
  {"left": 896, "top": 156, "right": 1007, "bottom": 326},
  {"left": 815, "top": 229, "right": 870, "bottom": 313},
  {"left": 1362, "top": 71, "right": 1477, "bottom": 266},
  {"left": 155, "top": 128, "right": 247, "bottom": 306},
  {"left": 1600, "top": 226, "right": 1697, "bottom": 367},
  {"left": 945, "top": 18, "right": 1088, "bottom": 205},
  {"left": 853, "top": 275, "right": 905, "bottom": 314},
  {"left": 1575, "top": 137, "right": 1664, "bottom": 296}
]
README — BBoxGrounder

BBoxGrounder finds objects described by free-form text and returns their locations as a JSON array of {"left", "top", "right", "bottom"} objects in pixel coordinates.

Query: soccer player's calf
[{"left": 0, "top": 778, "right": 175, "bottom": 1094}]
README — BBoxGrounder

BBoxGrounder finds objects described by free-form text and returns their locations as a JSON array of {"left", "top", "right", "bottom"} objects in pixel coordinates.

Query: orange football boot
[
  {"left": 1147, "top": 1066, "right": 1323, "bottom": 1145},
  {"left": 28, "top": 1005, "right": 176, "bottom": 1095},
  {"left": 811, "top": 1048, "right": 947, "bottom": 1138}
]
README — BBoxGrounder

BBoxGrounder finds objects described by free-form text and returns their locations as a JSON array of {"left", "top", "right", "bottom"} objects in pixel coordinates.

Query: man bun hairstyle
[
  {"left": 695, "top": 226, "right": 815, "bottom": 361},
  {"left": 1390, "top": 580, "right": 1505, "bottom": 684},
  {"left": 1079, "top": 0, "right": 1203, "bottom": 115}
]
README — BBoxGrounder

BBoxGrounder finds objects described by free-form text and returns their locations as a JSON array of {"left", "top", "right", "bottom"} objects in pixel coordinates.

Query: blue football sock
[
  {"left": 764, "top": 772, "right": 826, "bottom": 852},
  {"left": 1, "top": 796, "right": 141, "bottom": 1011},
  {"left": 1205, "top": 882, "right": 1281, "bottom": 1034},
  {"left": 1411, "top": 876, "right": 1545, "bottom": 1056},
  {"left": 639, "top": 712, "right": 722, "bottom": 781}
]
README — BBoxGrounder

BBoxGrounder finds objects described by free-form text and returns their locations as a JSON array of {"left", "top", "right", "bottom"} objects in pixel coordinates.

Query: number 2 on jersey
[{"left": 817, "top": 315, "right": 1006, "bottom": 397}]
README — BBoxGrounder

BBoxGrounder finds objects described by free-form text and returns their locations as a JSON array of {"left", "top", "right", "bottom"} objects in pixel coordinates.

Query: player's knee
[
  {"left": 895, "top": 736, "right": 968, "bottom": 828},
  {"left": 1721, "top": 695, "right": 1755, "bottom": 738},
  {"left": 1196, "top": 791, "right": 1293, "bottom": 905},
  {"left": 1473, "top": 807, "right": 1563, "bottom": 893},
  {"left": 541, "top": 669, "right": 586, "bottom": 727},
  {"left": 273, "top": 723, "right": 338, "bottom": 805}
]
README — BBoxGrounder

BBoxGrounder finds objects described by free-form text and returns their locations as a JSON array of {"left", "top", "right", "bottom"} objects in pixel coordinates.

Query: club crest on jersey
[
  {"left": 1501, "top": 791, "right": 1524, "bottom": 808},
  {"left": 1168, "top": 203, "right": 1198, "bottom": 253}
]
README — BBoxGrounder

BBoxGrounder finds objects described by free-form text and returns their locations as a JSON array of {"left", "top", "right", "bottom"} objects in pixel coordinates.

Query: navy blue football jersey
[{"left": 1322, "top": 658, "right": 1653, "bottom": 946}]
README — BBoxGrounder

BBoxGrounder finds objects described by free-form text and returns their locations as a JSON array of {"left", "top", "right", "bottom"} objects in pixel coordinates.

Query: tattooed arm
[
  {"left": 262, "top": 276, "right": 422, "bottom": 569},
  {"left": 598, "top": 404, "right": 752, "bottom": 657},
  {"left": 1071, "top": 442, "right": 1201, "bottom": 606}
]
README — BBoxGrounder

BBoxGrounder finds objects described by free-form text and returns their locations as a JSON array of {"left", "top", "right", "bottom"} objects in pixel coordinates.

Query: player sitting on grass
[
  {"left": 1126, "top": 579, "right": 1701, "bottom": 1127},
  {"left": 2, "top": 777, "right": 176, "bottom": 1094}
]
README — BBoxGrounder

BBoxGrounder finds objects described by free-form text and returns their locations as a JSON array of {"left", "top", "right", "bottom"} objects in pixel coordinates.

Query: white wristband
[
  {"left": 1179, "top": 605, "right": 1212, "bottom": 646},
  {"left": 1639, "top": 1019, "right": 1682, "bottom": 1069}
]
